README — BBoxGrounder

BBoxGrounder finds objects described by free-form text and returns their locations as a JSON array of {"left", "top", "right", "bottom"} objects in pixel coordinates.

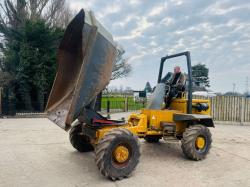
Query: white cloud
[
  {"left": 173, "top": 22, "right": 216, "bottom": 35},
  {"left": 149, "top": 5, "right": 165, "bottom": 17},
  {"left": 130, "top": 17, "right": 154, "bottom": 37},
  {"left": 113, "top": 15, "right": 137, "bottom": 28},
  {"left": 170, "top": 0, "right": 183, "bottom": 6},
  {"left": 96, "top": 3, "right": 121, "bottom": 18},
  {"left": 129, "top": 53, "right": 145, "bottom": 63},
  {"left": 202, "top": 43, "right": 211, "bottom": 49},
  {"left": 160, "top": 17, "right": 174, "bottom": 26},
  {"left": 70, "top": 1, "right": 95, "bottom": 11},
  {"left": 205, "top": 2, "right": 250, "bottom": 15},
  {"left": 172, "top": 38, "right": 185, "bottom": 50},
  {"left": 104, "top": 3, "right": 121, "bottom": 14},
  {"left": 115, "top": 16, "right": 154, "bottom": 41},
  {"left": 128, "top": 0, "right": 141, "bottom": 6},
  {"left": 150, "top": 41, "right": 157, "bottom": 47}
]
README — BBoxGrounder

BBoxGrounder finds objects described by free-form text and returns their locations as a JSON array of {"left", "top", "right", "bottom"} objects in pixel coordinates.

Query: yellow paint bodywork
[
  {"left": 94, "top": 98, "right": 211, "bottom": 143},
  {"left": 171, "top": 98, "right": 211, "bottom": 115}
]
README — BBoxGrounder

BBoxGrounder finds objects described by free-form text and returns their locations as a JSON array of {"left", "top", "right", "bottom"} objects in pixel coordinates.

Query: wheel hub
[
  {"left": 195, "top": 136, "right": 206, "bottom": 149},
  {"left": 113, "top": 145, "right": 129, "bottom": 163}
]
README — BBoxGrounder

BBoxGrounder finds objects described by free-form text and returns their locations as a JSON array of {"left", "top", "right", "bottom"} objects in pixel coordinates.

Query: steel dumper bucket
[{"left": 45, "top": 9, "right": 117, "bottom": 130}]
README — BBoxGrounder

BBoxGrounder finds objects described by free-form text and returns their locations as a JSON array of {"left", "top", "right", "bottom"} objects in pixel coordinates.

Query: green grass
[{"left": 101, "top": 96, "right": 146, "bottom": 111}]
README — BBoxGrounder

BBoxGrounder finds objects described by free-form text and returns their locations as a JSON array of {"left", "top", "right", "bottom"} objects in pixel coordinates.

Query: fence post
[
  {"left": 0, "top": 88, "right": 2, "bottom": 115},
  {"left": 124, "top": 97, "right": 128, "bottom": 112},
  {"left": 107, "top": 100, "right": 110, "bottom": 119},
  {"left": 142, "top": 99, "right": 146, "bottom": 108},
  {"left": 240, "top": 97, "right": 245, "bottom": 125}
]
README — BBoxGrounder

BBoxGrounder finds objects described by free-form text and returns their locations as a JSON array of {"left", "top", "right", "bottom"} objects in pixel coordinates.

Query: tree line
[
  {"left": 0, "top": 0, "right": 131, "bottom": 114},
  {"left": 0, "top": 0, "right": 69, "bottom": 113}
]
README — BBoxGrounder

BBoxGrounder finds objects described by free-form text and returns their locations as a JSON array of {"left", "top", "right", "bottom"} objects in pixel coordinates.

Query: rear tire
[
  {"left": 181, "top": 125, "right": 212, "bottom": 160},
  {"left": 144, "top": 136, "right": 161, "bottom": 143},
  {"left": 69, "top": 124, "right": 94, "bottom": 152},
  {"left": 95, "top": 128, "right": 140, "bottom": 180}
]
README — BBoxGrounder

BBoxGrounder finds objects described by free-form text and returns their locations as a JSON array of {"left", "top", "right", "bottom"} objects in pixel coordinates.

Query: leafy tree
[
  {"left": 0, "top": 0, "right": 69, "bottom": 74},
  {"left": 0, "top": 0, "right": 131, "bottom": 113},
  {"left": 192, "top": 63, "right": 210, "bottom": 87},
  {"left": 144, "top": 82, "right": 152, "bottom": 93},
  {"left": 0, "top": 0, "right": 64, "bottom": 112},
  {"left": 15, "top": 20, "right": 63, "bottom": 110},
  {"left": 0, "top": 71, "right": 14, "bottom": 87}
]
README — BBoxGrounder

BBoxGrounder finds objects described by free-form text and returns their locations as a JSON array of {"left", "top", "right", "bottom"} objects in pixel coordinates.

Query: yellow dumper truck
[{"left": 46, "top": 9, "right": 214, "bottom": 180}]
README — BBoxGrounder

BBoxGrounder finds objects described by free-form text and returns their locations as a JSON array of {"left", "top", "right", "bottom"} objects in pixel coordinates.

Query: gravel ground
[{"left": 0, "top": 114, "right": 250, "bottom": 187}]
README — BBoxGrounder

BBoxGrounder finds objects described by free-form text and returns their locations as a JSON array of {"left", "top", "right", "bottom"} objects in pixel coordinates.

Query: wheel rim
[
  {"left": 113, "top": 145, "right": 130, "bottom": 164},
  {"left": 195, "top": 136, "right": 206, "bottom": 150}
]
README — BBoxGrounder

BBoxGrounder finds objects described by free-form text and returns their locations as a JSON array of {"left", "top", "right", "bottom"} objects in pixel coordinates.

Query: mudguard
[{"left": 173, "top": 113, "right": 215, "bottom": 127}]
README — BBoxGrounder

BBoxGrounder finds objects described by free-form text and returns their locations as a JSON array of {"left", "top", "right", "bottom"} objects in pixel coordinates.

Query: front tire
[
  {"left": 95, "top": 128, "right": 140, "bottom": 180},
  {"left": 181, "top": 125, "right": 212, "bottom": 161},
  {"left": 69, "top": 124, "right": 94, "bottom": 152}
]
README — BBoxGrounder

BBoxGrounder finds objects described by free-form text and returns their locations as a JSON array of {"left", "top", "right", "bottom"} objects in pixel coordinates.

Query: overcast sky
[
  {"left": 70, "top": 0, "right": 250, "bottom": 93},
  {"left": 3, "top": 0, "right": 250, "bottom": 93}
]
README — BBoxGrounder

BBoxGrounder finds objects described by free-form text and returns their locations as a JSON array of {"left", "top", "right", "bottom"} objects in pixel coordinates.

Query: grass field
[{"left": 101, "top": 96, "right": 146, "bottom": 111}]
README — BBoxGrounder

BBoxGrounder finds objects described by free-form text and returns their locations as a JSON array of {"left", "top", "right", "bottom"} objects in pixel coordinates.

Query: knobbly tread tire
[
  {"left": 69, "top": 124, "right": 94, "bottom": 152},
  {"left": 95, "top": 128, "right": 140, "bottom": 180},
  {"left": 181, "top": 125, "right": 212, "bottom": 161},
  {"left": 144, "top": 136, "right": 161, "bottom": 143}
]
